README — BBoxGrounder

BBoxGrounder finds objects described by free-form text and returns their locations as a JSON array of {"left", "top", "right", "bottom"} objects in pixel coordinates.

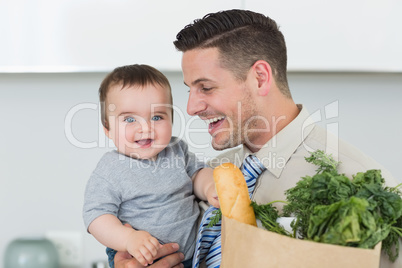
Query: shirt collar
[{"left": 241, "top": 104, "right": 316, "bottom": 178}]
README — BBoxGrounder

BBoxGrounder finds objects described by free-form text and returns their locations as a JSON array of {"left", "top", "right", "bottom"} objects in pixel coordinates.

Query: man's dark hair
[{"left": 174, "top": 9, "right": 291, "bottom": 97}]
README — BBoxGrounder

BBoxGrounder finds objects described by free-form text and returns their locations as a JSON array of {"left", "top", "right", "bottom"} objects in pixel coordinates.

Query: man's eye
[
  {"left": 124, "top": 117, "right": 136, "bottom": 123},
  {"left": 152, "top": 116, "right": 162, "bottom": 121},
  {"left": 202, "top": 87, "right": 212, "bottom": 91}
]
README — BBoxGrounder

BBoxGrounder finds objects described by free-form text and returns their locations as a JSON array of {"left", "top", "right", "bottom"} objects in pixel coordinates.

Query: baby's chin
[
  {"left": 125, "top": 152, "right": 157, "bottom": 161},
  {"left": 123, "top": 144, "right": 169, "bottom": 161}
]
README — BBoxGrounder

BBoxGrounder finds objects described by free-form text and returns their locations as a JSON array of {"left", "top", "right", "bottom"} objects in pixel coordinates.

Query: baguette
[{"left": 213, "top": 163, "right": 257, "bottom": 226}]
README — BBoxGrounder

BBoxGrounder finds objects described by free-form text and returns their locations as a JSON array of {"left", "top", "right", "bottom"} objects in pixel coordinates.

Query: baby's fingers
[
  {"left": 143, "top": 238, "right": 160, "bottom": 258},
  {"left": 150, "top": 236, "right": 162, "bottom": 250},
  {"left": 132, "top": 250, "right": 149, "bottom": 267},
  {"left": 139, "top": 246, "right": 155, "bottom": 265}
]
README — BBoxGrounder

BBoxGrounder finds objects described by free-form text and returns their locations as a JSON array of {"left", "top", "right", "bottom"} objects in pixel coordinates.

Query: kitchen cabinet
[
  {"left": 245, "top": 0, "right": 402, "bottom": 72},
  {"left": 1, "top": 0, "right": 401, "bottom": 72},
  {"left": 0, "top": 0, "right": 242, "bottom": 72}
]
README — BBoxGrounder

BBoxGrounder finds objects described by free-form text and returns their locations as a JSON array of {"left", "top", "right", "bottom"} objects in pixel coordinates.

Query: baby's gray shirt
[{"left": 83, "top": 137, "right": 207, "bottom": 260}]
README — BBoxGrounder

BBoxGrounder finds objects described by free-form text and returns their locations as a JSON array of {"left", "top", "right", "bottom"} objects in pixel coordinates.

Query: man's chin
[
  {"left": 212, "top": 143, "right": 227, "bottom": 151},
  {"left": 211, "top": 137, "right": 238, "bottom": 151}
]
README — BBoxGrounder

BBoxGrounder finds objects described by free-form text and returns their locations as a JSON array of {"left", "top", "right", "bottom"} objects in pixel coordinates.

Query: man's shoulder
[
  {"left": 307, "top": 126, "right": 398, "bottom": 186},
  {"left": 308, "top": 126, "right": 380, "bottom": 168}
]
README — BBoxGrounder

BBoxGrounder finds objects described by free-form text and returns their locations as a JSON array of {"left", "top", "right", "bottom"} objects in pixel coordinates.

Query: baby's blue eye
[
  {"left": 124, "top": 117, "right": 136, "bottom": 123},
  {"left": 152, "top": 115, "right": 162, "bottom": 121}
]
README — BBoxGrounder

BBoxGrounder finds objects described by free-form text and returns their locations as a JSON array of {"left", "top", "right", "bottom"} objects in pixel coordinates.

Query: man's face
[{"left": 182, "top": 47, "right": 260, "bottom": 150}]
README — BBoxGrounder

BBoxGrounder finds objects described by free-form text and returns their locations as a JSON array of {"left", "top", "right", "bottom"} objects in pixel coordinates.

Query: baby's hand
[
  {"left": 126, "top": 230, "right": 162, "bottom": 266},
  {"left": 206, "top": 184, "right": 220, "bottom": 208}
]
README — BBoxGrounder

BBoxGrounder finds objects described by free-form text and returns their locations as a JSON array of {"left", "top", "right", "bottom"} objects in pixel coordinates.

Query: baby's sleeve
[
  {"left": 179, "top": 139, "right": 208, "bottom": 178},
  {"left": 82, "top": 172, "right": 121, "bottom": 232}
]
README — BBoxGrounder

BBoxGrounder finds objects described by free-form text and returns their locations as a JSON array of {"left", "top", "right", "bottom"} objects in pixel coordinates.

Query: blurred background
[{"left": 1, "top": 0, "right": 401, "bottom": 267}]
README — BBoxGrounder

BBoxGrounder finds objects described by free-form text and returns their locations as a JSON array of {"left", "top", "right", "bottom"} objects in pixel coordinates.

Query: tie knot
[
  {"left": 241, "top": 155, "right": 266, "bottom": 196},
  {"left": 242, "top": 155, "right": 266, "bottom": 177}
]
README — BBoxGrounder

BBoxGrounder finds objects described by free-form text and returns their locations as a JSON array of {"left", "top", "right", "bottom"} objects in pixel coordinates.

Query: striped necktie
[{"left": 192, "top": 155, "right": 266, "bottom": 268}]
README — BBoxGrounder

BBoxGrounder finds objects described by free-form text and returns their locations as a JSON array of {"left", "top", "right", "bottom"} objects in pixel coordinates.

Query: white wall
[{"left": 1, "top": 71, "right": 401, "bottom": 267}]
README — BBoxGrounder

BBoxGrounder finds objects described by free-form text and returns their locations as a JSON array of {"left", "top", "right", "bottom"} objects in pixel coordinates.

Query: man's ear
[{"left": 252, "top": 60, "right": 272, "bottom": 96}]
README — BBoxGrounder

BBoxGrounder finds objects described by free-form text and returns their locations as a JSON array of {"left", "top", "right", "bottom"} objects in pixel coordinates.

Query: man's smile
[
  {"left": 204, "top": 116, "right": 226, "bottom": 135},
  {"left": 204, "top": 116, "right": 225, "bottom": 124}
]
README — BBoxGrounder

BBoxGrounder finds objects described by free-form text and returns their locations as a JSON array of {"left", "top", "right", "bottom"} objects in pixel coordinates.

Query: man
[
  {"left": 114, "top": 238, "right": 185, "bottom": 268},
  {"left": 114, "top": 9, "right": 401, "bottom": 268}
]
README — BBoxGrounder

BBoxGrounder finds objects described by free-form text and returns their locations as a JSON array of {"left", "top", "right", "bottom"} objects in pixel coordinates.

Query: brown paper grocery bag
[{"left": 221, "top": 216, "right": 381, "bottom": 268}]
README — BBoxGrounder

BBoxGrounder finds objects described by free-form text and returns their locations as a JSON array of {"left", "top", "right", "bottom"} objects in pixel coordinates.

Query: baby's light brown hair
[{"left": 99, "top": 64, "right": 173, "bottom": 130}]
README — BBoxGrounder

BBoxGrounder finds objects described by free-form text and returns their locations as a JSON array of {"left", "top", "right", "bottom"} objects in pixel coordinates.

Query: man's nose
[{"left": 187, "top": 90, "right": 206, "bottom": 116}]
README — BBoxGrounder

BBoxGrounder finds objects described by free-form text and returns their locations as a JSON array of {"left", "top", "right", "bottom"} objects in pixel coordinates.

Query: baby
[{"left": 83, "top": 64, "right": 219, "bottom": 267}]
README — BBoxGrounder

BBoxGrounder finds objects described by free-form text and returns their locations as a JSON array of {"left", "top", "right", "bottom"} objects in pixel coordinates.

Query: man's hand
[{"left": 114, "top": 243, "right": 185, "bottom": 268}]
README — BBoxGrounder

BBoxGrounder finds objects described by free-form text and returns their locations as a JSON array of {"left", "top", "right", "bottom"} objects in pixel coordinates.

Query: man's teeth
[{"left": 205, "top": 116, "right": 224, "bottom": 124}]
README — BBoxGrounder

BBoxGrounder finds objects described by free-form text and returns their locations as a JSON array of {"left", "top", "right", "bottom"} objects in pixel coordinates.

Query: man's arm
[
  {"left": 114, "top": 243, "right": 185, "bottom": 268},
  {"left": 109, "top": 223, "right": 185, "bottom": 268}
]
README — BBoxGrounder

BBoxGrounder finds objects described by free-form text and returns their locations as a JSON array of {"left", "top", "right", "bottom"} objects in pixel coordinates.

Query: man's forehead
[{"left": 182, "top": 48, "right": 224, "bottom": 85}]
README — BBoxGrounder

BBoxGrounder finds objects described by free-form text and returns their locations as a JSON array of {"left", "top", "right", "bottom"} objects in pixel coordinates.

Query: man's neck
[{"left": 245, "top": 101, "right": 300, "bottom": 153}]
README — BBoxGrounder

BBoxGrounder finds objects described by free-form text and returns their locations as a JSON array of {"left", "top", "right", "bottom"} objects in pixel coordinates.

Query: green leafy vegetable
[
  {"left": 304, "top": 150, "right": 339, "bottom": 174},
  {"left": 307, "top": 196, "right": 384, "bottom": 248},
  {"left": 251, "top": 201, "right": 291, "bottom": 237},
  {"left": 384, "top": 216, "right": 402, "bottom": 262},
  {"left": 281, "top": 150, "right": 402, "bottom": 262},
  {"left": 207, "top": 209, "right": 222, "bottom": 228}
]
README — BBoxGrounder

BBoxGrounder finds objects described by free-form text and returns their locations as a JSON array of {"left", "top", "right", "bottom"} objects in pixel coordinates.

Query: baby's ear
[{"left": 103, "top": 126, "right": 111, "bottom": 139}]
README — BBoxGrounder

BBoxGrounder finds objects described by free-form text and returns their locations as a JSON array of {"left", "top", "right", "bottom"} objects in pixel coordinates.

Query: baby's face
[{"left": 104, "top": 83, "right": 173, "bottom": 160}]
